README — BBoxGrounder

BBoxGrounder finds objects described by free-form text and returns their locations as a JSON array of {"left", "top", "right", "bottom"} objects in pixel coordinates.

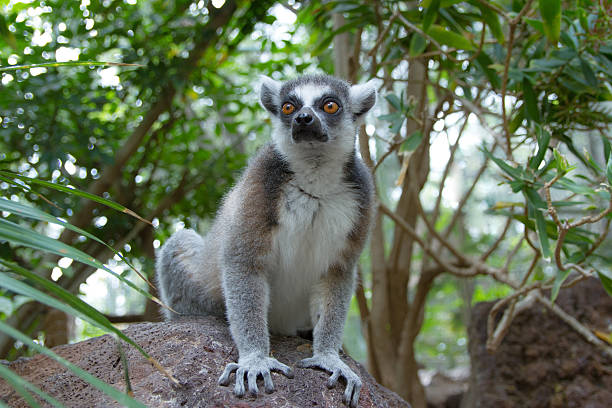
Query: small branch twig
[
  {"left": 431, "top": 118, "right": 468, "bottom": 224},
  {"left": 481, "top": 217, "right": 513, "bottom": 262},
  {"left": 416, "top": 200, "right": 469, "bottom": 265},
  {"left": 487, "top": 290, "right": 537, "bottom": 352}
]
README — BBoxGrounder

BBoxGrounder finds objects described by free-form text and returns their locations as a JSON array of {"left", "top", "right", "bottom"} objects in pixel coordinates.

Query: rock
[
  {"left": 463, "top": 278, "right": 612, "bottom": 408},
  {"left": 0, "top": 316, "right": 410, "bottom": 407}
]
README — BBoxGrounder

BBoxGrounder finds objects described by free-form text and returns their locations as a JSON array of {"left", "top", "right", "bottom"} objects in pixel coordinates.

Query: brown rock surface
[
  {"left": 464, "top": 278, "right": 612, "bottom": 408},
  {"left": 0, "top": 316, "right": 410, "bottom": 407}
]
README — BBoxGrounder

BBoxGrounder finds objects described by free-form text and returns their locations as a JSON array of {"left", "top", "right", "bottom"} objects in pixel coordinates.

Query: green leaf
[
  {"left": 579, "top": 58, "right": 598, "bottom": 87},
  {"left": 538, "top": 0, "right": 561, "bottom": 43},
  {"left": 422, "top": 0, "right": 462, "bottom": 6},
  {"left": 478, "top": 4, "right": 504, "bottom": 44},
  {"left": 597, "top": 269, "right": 612, "bottom": 298},
  {"left": 602, "top": 135, "right": 611, "bottom": 164},
  {"left": 0, "top": 171, "right": 151, "bottom": 225},
  {"left": 0, "top": 218, "right": 154, "bottom": 303},
  {"left": 528, "top": 57, "right": 571, "bottom": 71},
  {"left": 509, "top": 214, "right": 596, "bottom": 245},
  {"left": 0, "top": 14, "right": 17, "bottom": 50},
  {"left": 532, "top": 204, "right": 552, "bottom": 260},
  {"left": 0, "top": 260, "right": 145, "bottom": 357},
  {"left": 524, "top": 189, "right": 551, "bottom": 260},
  {"left": 385, "top": 93, "right": 402, "bottom": 111},
  {"left": 524, "top": 18, "right": 544, "bottom": 34},
  {"left": 409, "top": 33, "right": 427, "bottom": 56},
  {"left": 551, "top": 268, "right": 571, "bottom": 302},
  {"left": 524, "top": 187, "right": 546, "bottom": 209},
  {"left": 482, "top": 148, "right": 523, "bottom": 180},
  {"left": 474, "top": 52, "right": 501, "bottom": 89},
  {"left": 423, "top": 0, "right": 440, "bottom": 33},
  {"left": 554, "top": 178, "right": 592, "bottom": 195},
  {"left": 378, "top": 113, "right": 400, "bottom": 121},
  {"left": 390, "top": 118, "right": 405, "bottom": 135},
  {"left": 607, "top": 148, "right": 612, "bottom": 185},
  {"left": 552, "top": 148, "right": 570, "bottom": 174},
  {"left": 522, "top": 77, "right": 539, "bottom": 121},
  {"left": 428, "top": 25, "right": 475, "bottom": 51},
  {"left": 509, "top": 106, "right": 525, "bottom": 134},
  {"left": 0, "top": 198, "right": 150, "bottom": 286},
  {"left": 560, "top": 31, "right": 578, "bottom": 51},
  {"left": 528, "top": 125, "right": 550, "bottom": 170},
  {"left": 0, "top": 320, "right": 146, "bottom": 408},
  {"left": 400, "top": 131, "right": 424, "bottom": 152},
  {"left": 0, "top": 61, "right": 142, "bottom": 72}
]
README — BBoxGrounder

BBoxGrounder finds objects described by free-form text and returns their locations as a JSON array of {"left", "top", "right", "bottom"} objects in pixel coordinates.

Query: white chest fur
[{"left": 266, "top": 169, "right": 359, "bottom": 335}]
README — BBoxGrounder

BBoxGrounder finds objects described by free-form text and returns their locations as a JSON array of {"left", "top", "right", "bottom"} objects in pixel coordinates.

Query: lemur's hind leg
[{"left": 156, "top": 229, "right": 225, "bottom": 320}]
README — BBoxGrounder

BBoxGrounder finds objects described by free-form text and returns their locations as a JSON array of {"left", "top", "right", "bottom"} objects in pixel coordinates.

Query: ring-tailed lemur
[{"left": 156, "top": 74, "right": 376, "bottom": 407}]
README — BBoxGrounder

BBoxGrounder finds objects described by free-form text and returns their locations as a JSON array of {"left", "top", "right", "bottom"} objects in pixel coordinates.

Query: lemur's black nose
[
  {"left": 294, "top": 112, "right": 314, "bottom": 126},
  {"left": 291, "top": 107, "right": 326, "bottom": 142}
]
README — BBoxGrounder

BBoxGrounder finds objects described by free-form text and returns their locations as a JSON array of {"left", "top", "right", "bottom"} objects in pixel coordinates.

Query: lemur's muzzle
[{"left": 291, "top": 107, "right": 328, "bottom": 143}]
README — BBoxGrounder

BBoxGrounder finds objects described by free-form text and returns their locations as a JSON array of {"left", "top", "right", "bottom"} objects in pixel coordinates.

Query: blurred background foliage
[{"left": 0, "top": 0, "right": 611, "bottom": 407}]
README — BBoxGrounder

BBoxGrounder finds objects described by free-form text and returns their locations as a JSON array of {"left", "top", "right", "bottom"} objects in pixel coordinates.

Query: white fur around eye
[{"left": 294, "top": 85, "right": 331, "bottom": 107}]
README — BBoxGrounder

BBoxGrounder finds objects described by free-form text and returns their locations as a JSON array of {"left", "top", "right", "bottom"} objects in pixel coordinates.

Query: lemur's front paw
[
  {"left": 218, "top": 354, "right": 294, "bottom": 397},
  {"left": 298, "top": 353, "right": 362, "bottom": 407}
]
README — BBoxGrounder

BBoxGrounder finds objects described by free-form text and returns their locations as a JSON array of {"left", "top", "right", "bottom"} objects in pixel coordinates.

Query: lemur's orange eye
[
  {"left": 282, "top": 103, "right": 295, "bottom": 115},
  {"left": 323, "top": 101, "right": 339, "bottom": 114}
]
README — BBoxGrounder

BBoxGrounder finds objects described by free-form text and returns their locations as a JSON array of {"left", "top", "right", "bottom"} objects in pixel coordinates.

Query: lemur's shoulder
[
  {"left": 343, "top": 152, "right": 374, "bottom": 207},
  {"left": 247, "top": 143, "right": 293, "bottom": 187},
  {"left": 230, "top": 143, "right": 292, "bottom": 233},
  {"left": 341, "top": 152, "right": 375, "bottom": 258}
]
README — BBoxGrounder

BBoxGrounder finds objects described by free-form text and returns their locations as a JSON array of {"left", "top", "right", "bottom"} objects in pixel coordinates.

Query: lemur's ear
[
  {"left": 260, "top": 75, "right": 282, "bottom": 115},
  {"left": 350, "top": 79, "right": 377, "bottom": 117}
]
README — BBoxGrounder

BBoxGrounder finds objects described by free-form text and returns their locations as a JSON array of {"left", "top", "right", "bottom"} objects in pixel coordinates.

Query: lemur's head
[{"left": 260, "top": 75, "right": 376, "bottom": 160}]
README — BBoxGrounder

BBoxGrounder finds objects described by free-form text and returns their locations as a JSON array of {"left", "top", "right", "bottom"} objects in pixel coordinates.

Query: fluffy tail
[{"left": 156, "top": 229, "right": 225, "bottom": 320}]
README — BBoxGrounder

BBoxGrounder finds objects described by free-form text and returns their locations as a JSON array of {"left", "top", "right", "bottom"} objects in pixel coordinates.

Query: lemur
[{"left": 156, "top": 74, "right": 376, "bottom": 407}]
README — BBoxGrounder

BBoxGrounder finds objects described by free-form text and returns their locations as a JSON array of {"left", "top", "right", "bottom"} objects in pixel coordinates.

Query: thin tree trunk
[{"left": 42, "top": 309, "right": 70, "bottom": 348}]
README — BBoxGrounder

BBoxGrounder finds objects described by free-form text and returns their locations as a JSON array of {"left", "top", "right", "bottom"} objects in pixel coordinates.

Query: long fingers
[
  {"left": 263, "top": 370, "right": 275, "bottom": 394},
  {"left": 247, "top": 370, "right": 259, "bottom": 396},
  {"left": 343, "top": 377, "right": 362, "bottom": 408},
  {"left": 270, "top": 359, "right": 294, "bottom": 378},
  {"left": 219, "top": 359, "right": 286, "bottom": 398},
  {"left": 350, "top": 379, "right": 362, "bottom": 408},
  {"left": 218, "top": 362, "right": 239, "bottom": 386},
  {"left": 326, "top": 369, "right": 341, "bottom": 388},
  {"left": 233, "top": 367, "right": 246, "bottom": 397}
]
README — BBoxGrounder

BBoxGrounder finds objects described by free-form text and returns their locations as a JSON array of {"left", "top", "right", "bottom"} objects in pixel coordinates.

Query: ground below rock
[
  {"left": 0, "top": 316, "right": 410, "bottom": 407},
  {"left": 464, "top": 278, "right": 612, "bottom": 408}
]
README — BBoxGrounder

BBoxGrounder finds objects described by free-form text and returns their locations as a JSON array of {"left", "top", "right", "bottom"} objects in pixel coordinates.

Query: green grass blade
[
  {"left": 0, "top": 198, "right": 153, "bottom": 287},
  {"left": 0, "top": 174, "right": 64, "bottom": 210},
  {"left": 0, "top": 61, "right": 143, "bottom": 72},
  {"left": 0, "top": 320, "right": 146, "bottom": 408},
  {"left": 0, "top": 364, "right": 64, "bottom": 408},
  {"left": 0, "top": 260, "right": 148, "bottom": 357},
  {"left": 0, "top": 262, "right": 178, "bottom": 385},
  {"left": 0, "top": 218, "right": 159, "bottom": 305},
  {"left": 0, "top": 171, "right": 151, "bottom": 225}
]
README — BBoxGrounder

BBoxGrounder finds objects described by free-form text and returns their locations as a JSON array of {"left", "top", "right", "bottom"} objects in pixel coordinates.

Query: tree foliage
[{"left": 0, "top": 0, "right": 611, "bottom": 407}]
